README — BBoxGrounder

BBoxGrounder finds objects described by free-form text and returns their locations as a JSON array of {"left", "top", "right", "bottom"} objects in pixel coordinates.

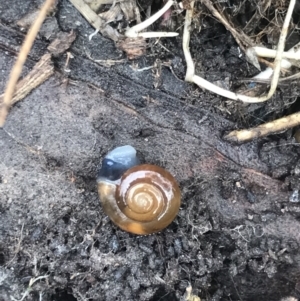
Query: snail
[{"left": 97, "top": 145, "right": 181, "bottom": 235}]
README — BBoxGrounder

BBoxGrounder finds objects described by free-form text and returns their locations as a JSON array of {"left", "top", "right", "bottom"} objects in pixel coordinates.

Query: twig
[
  {"left": 125, "top": 0, "right": 178, "bottom": 38},
  {"left": 0, "top": 0, "right": 56, "bottom": 127},
  {"left": 224, "top": 111, "right": 300, "bottom": 143}
]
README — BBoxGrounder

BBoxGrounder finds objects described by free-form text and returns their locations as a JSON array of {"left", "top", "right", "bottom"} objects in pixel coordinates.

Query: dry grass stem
[
  {"left": 0, "top": 54, "right": 54, "bottom": 107},
  {"left": 224, "top": 111, "right": 300, "bottom": 143},
  {"left": 69, "top": 0, "right": 119, "bottom": 41},
  {"left": 0, "top": 31, "right": 74, "bottom": 120},
  {"left": 0, "top": 0, "right": 56, "bottom": 127},
  {"left": 70, "top": 0, "right": 105, "bottom": 29}
]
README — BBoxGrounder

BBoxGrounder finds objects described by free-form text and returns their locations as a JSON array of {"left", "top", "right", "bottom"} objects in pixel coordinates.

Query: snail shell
[{"left": 97, "top": 145, "right": 181, "bottom": 235}]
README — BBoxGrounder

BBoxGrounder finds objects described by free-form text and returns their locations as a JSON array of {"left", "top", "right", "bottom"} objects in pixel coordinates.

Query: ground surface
[{"left": 1, "top": 0, "right": 300, "bottom": 300}]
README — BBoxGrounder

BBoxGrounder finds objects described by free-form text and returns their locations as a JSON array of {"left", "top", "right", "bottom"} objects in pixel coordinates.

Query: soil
[{"left": 1, "top": 0, "right": 300, "bottom": 301}]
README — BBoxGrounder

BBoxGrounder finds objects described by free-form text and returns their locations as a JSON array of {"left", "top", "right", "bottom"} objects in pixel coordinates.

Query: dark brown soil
[{"left": 1, "top": 1, "right": 300, "bottom": 301}]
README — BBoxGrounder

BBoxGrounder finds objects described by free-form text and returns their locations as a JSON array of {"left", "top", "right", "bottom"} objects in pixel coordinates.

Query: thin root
[
  {"left": 125, "top": 0, "right": 178, "bottom": 38},
  {"left": 182, "top": 0, "right": 296, "bottom": 103}
]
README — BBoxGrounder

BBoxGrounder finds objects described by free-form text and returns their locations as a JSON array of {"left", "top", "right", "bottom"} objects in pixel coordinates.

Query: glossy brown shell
[{"left": 98, "top": 164, "right": 181, "bottom": 235}]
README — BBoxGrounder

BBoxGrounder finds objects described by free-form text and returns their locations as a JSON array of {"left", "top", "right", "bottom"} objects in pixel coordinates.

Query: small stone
[{"left": 289, "top": 190, "right": 299, "bottom": 203}]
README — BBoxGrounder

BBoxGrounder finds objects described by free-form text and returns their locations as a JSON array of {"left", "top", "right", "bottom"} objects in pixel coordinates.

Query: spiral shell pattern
[{"left": 97, "top": 146, "right": 181, "bottom": 235}]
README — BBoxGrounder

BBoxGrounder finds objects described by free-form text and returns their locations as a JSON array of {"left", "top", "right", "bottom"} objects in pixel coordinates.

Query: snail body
[{"left": 97, "top": 145, "right": 181, "bottom": 235}]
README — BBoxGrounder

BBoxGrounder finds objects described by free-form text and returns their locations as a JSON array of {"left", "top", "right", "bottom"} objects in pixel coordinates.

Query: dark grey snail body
[{"left": 97, "top": 145, "right": 181, "bottom": 235}]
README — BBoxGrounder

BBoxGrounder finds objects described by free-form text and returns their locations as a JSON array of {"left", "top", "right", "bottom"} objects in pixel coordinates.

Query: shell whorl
[{"left": 97, "top": 146, "right": 181, "bottom": 235}]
